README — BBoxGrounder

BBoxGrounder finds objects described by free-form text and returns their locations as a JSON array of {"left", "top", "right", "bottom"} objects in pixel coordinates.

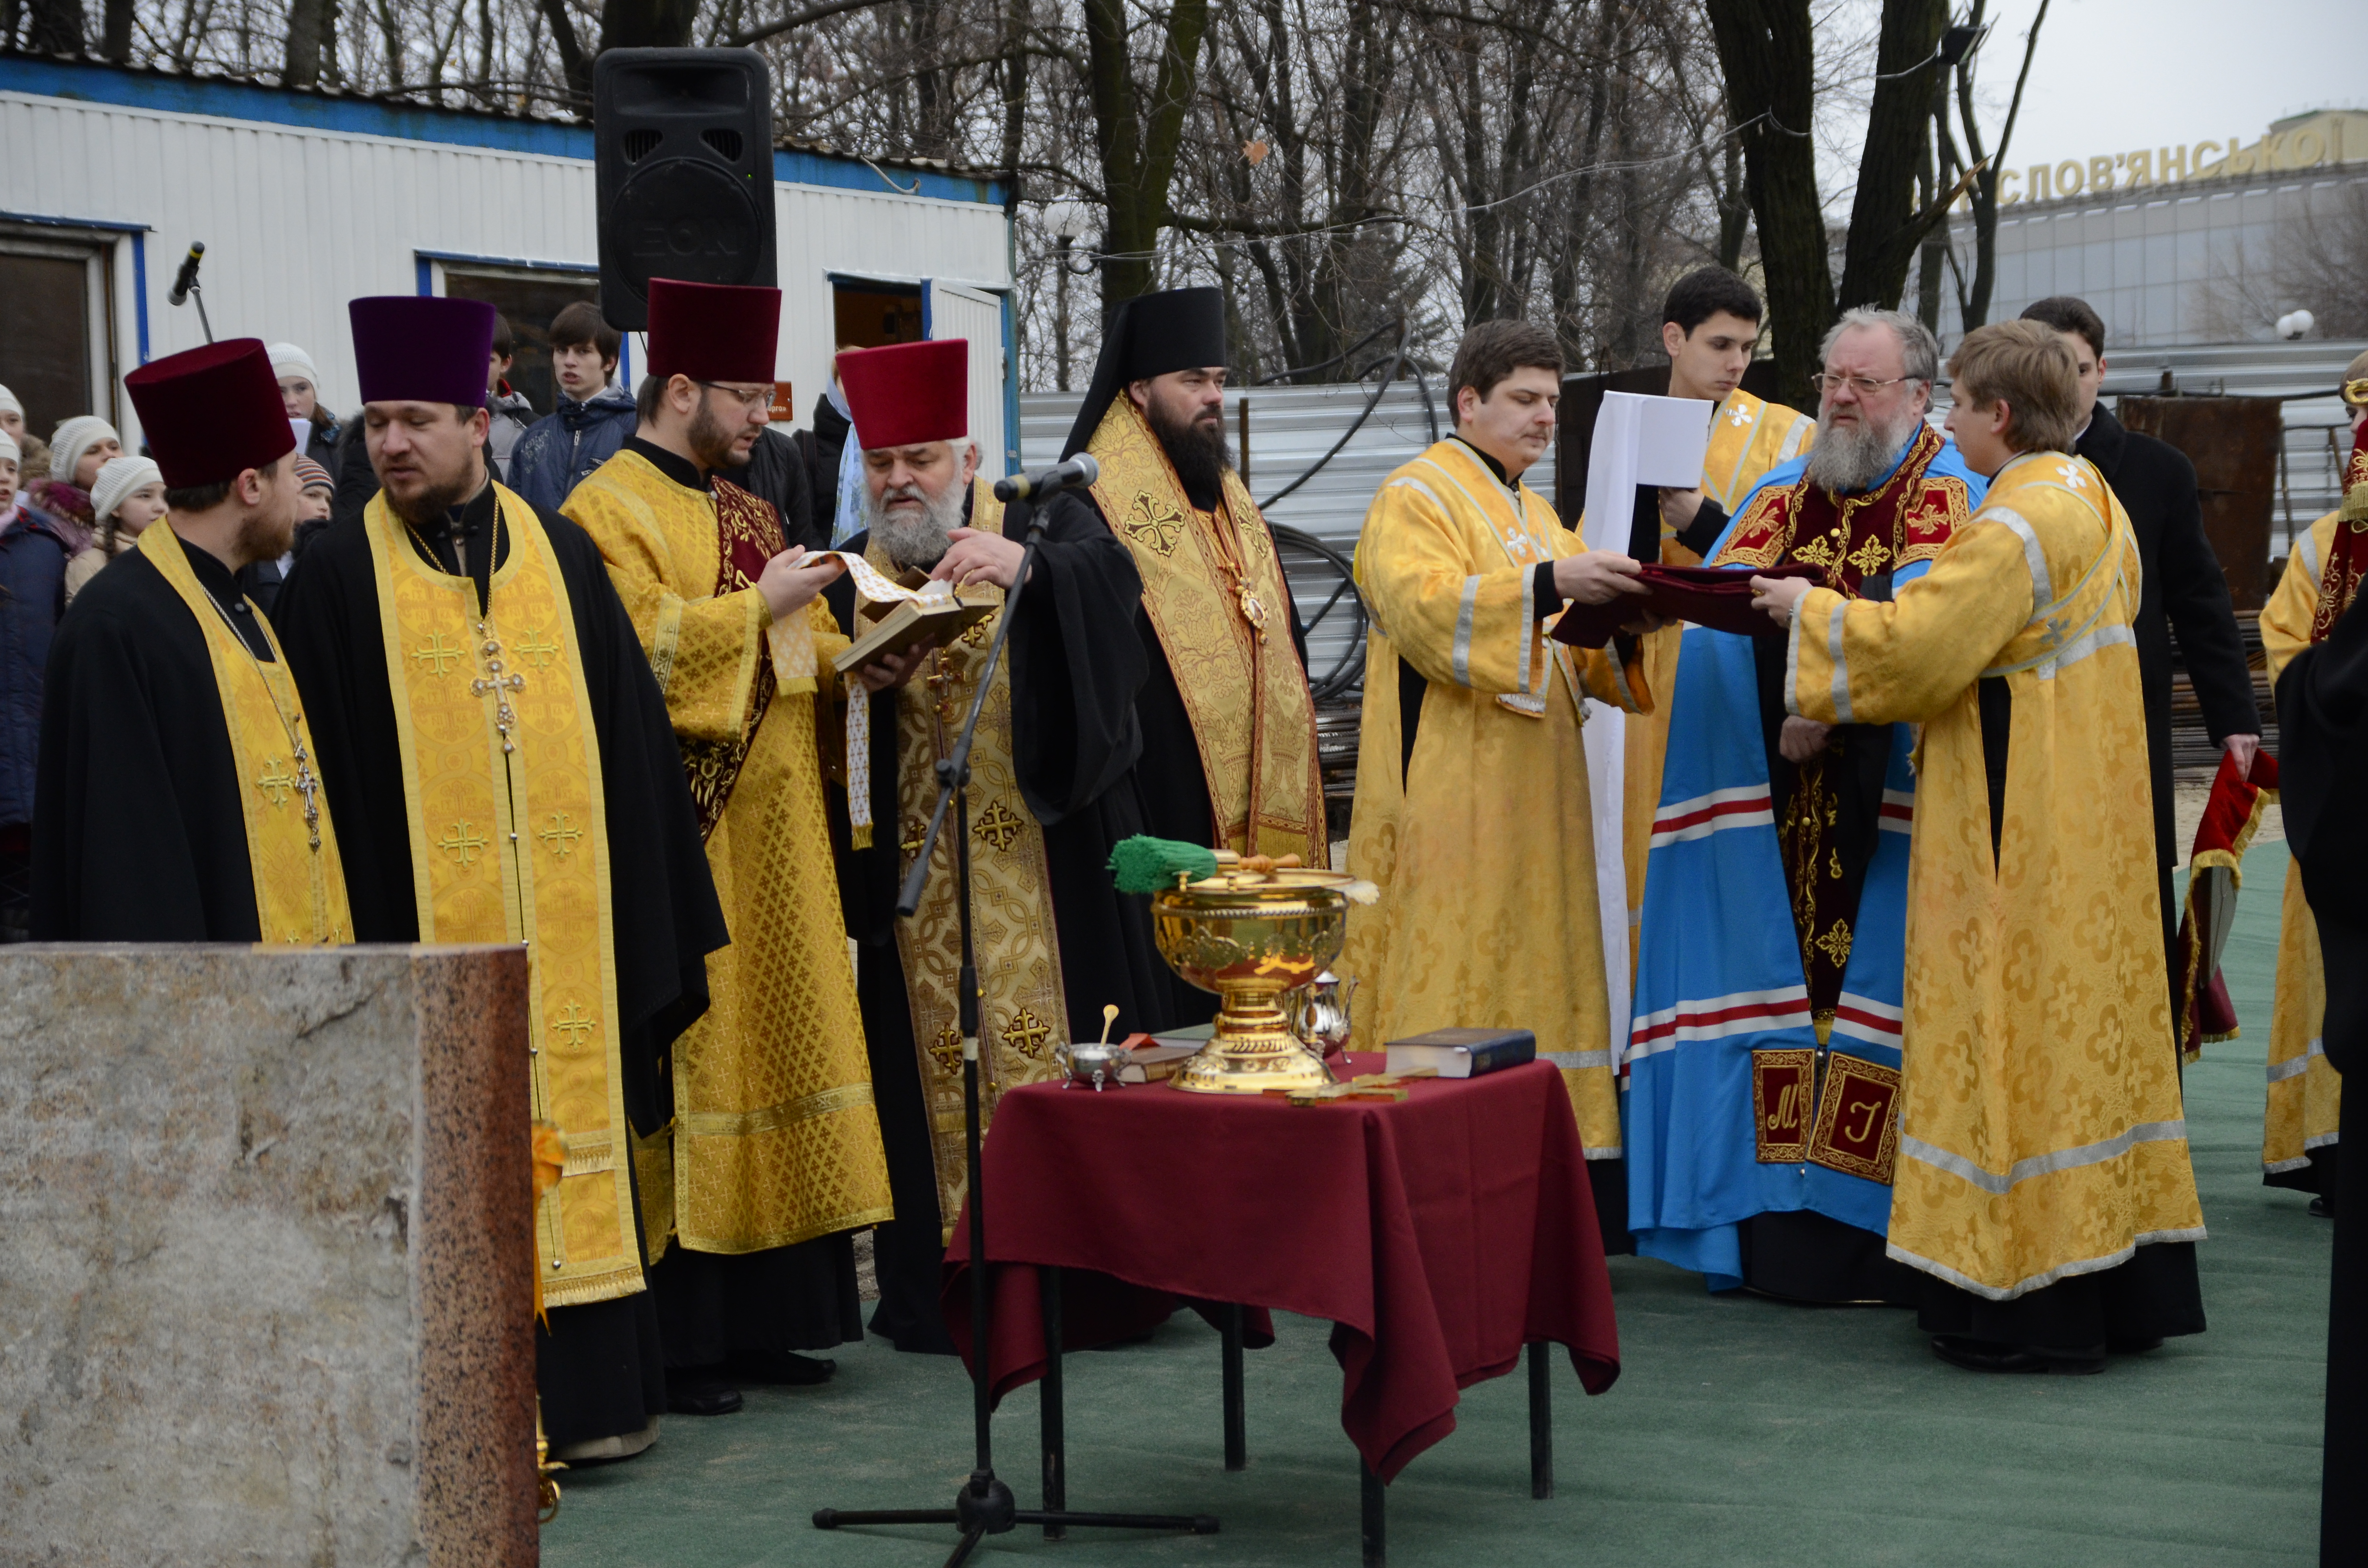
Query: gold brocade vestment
[
  {"left": 876, "top": 480, "right": 1069, "bottom": 1234},
  {"left": 1786, "top": 452, "right": 2204, "bottom": 1298},
  {"left": 1343, "top": 439, "right": 1653, "bottom": 1157},
  {"left": 365, "top": 484, "right": 640, "bottom": 1307},
  {"left": 2257, "top": 508, "right": 2346, "bottom": 1182},
  {"left": 1619, "top": 389, "right": 1816, "bottom": 957},
  {"left": 1084, "top": 397, "right": 1327, "bottom": 864},
  {"left": 564, "top": 450, "right": 893, "bottom": 1258},
  {"left": 138, "top": 522, "right": 352, "bottom": 943}
]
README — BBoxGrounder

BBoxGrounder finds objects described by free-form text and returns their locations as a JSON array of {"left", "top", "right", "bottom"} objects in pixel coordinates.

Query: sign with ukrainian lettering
[{"left": 1982, "top": 110, "right": 2366, "bottom": 207}]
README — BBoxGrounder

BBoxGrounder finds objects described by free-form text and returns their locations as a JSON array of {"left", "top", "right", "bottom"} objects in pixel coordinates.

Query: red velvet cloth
[
  {"left": 940, "top": 1055, "right": 1620, "bottom": 1482},
  {"left": 1551, "top": 562, "right": 1822, "bottom": 649}
]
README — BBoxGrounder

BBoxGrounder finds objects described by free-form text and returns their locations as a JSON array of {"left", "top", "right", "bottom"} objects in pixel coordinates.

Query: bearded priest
[
  {"left": 272, "top": 294, "right": 729, "bottom": 1462},
  {"left": 33, "top": 338, "right": 349, "bottom": 943},
  {"left": 1343, "top": 318, "right": 1655, "bottom": 1183},
  {"left": 1626, "top": 308, "right": 1978, "bottom": 1304},
  {"left": 1751, "top": 320, "right": 2205, "bottom": 1373},
  {"left": 826, "top": 338, "right": 1165, "bottom": 1352},
  {"left": 562, "top": 277, "right": 892, "bottom": 1403},
  {"left": 1060, "top": 288, "right": 1327, "bottom": 1004}
]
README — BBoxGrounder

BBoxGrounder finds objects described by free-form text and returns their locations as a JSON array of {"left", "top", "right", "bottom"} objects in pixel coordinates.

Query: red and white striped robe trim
[
  {"left": 1650, "top": 785, "right": 1775, "bottom": 848},
  {"left": 1627, "top": 985, "right": 1812, "bottom": 1065},
  {"left": 1878, "top": 787, "right": 1913, "bottom": 835},
  {"left": 1829, "top": 992, "right": 1904, "bottom": 1051}
]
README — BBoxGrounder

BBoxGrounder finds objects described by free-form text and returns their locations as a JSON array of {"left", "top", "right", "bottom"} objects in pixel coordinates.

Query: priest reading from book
[
  {"left": 2254, "top": 353, "right": 2368, "bottom": 1214},
  {"left": 1610, "top": 268, "right": 1817, "bottom": 954},
  {"left": 561, "top": 277, "right": 893, "bottom": 1408},
  {"left": 1751, "top": 319, "right": 2206, "bottom": 1374},
  {"left": 1624, "top": 308, "right": 1979, "bottom": 1305},
  {"left": 1061, "top": 286, "right": 1328, "bottom": 1022},
  {"left": 826, "top": 337, "right": 1168, "bottom": 1353},
  {"left": 32, "top": 338, "right": 349, "bottom": 943},
  {"left": 271, "top": 294, "right": 729, "bottom": 1463},
  {"left": 1340, "top": 318, "right": 1655, "bottom": 1186}
]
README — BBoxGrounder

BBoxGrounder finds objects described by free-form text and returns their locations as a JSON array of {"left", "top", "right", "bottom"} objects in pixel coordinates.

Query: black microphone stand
[{"left": 811, "top": 492, "right": 1219, "bottom": 1565}]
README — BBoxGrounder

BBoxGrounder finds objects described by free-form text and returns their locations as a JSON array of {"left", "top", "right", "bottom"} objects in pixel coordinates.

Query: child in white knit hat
[
  {"left": 65, "top": 454, "right": 167, "bottom": 603},
  {"left": 0, "top": 429, "right": 21, "bottom": 528}
]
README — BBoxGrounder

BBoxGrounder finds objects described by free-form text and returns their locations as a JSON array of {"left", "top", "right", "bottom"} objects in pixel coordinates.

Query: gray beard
[
  {"left": 866, "top": 478, "right": 969, "bottom": 570},
  {"left": 1802, "top": 409, "right": 1920, "bottom": 495}
]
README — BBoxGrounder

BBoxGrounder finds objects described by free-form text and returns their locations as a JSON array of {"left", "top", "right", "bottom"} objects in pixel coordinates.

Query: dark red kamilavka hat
[
  {"left": 123, "top": 338, "right": 296, "bottom": 489},
  {"left": 349, "top": 295, "right": 497, "bottom": 406},
  {"left": 646, "top": 277, "right": 781, "bottom": 385},
  {"left": 836, "top": 339, "right": 968, "bottom": 450}
]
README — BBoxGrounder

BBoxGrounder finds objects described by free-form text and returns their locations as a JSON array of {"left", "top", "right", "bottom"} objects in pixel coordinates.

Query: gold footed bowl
[{"left": 1150, "top": 867, "right": 1372, "bottom": 1094}]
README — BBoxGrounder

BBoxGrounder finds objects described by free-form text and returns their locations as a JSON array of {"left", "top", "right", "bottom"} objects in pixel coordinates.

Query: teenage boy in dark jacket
[{"left": 506, "top": 301, "right": 636, "bottom": 514}]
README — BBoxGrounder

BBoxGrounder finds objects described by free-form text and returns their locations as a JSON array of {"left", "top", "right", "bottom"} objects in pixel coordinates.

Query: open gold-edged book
[{"left": 829, "top": 571, "right": 999, "bottom": 675}]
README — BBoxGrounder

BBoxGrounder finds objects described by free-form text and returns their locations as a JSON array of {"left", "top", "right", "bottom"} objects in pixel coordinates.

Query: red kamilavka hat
[
  {"left": 836, "top": 339, "right": 968, "bottom": 450},
  {"left": 646, "top": 277, "right": 781, "bottom": 385},
  {"left": 123, "top": 339, "right": 296, "bottom": 489}
]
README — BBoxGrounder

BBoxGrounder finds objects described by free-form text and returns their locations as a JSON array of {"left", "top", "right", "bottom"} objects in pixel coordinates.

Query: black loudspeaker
[{"left": 593, "top": 48, "right": 777, "bottom": 332}]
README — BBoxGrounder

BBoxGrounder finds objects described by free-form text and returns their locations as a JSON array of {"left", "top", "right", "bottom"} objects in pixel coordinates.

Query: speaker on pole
[{"left": 594, "top": 48, "right": 778, "bottom": 332}]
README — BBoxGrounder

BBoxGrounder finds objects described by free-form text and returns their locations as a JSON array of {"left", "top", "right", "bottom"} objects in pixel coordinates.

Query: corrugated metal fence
[{"left": 1021, "top": 380, "right": 1555, "bottom": 698}]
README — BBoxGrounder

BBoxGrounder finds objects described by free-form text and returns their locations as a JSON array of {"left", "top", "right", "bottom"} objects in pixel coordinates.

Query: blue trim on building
[
  {"left": 415, "top": 255, "right": 432, "bottom": 296},
  {"left": 130, "top": 232, "right": 148, "bottom": 361},
  {"left": 1, "top": 208, "right": 156, "bottom": 363},
  {"left": 0, "top": 55, "right": 1004, "bottom": 206},
  {"left": 417, "top": 247, "right": 598, "bottom": 275},
  {"left": 1000, "top": 289, "right": 1020, "bottom": 478}
]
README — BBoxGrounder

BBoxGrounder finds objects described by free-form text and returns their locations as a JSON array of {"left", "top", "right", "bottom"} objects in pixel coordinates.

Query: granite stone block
[{"left": 0, "top": 944, "right": 538, "bottom": 1566}]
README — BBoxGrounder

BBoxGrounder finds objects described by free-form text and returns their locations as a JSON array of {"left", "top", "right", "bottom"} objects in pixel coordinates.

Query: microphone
[
  {"left": 992, "top": 453, "right": 1098, "bottom": 503},
  {"left": 167, "top": 242, "right": 205, "bottom": 306}
]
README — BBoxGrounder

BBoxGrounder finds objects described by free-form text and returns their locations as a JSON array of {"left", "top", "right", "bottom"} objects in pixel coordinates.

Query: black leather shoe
[
  {"left": 1931, "top": 1335, "right": 2105, "bottom": 1374},
  {"left": 665, "top": 1374, "right": 745, "bottom": 1416},
  {"left": 2107, "top": 1335, "right": 2164, "bottom": 1355},
  {"left": 2310, "top": 1195, "right": 2335, "bottom": 1218},
  {"left": 728, "top": 1349, "right": 837, "bottom": 1386}
]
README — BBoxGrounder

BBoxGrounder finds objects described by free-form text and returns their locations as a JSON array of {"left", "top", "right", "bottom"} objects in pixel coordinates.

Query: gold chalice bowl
[{"left": 1151, "top": 866, "right": 1373, "bottom": 1094}]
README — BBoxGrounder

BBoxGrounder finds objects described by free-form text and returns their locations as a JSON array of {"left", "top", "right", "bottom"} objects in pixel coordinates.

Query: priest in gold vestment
[
  {"left": 825, "top": 338, "right": 1165, "bottom": 1351},
  {"left": 274, "top": 295, "right": 728, "bottom": 1461},
  {"left": 34, "top": 338, "right": 348, "bottom": 943},
  {"left": 564, "top": 278, "right": 892, "bottom": 1403},
  {"left": 1060, "top": 288, "right": 1326, "bottom": 1024},
  {"left": 1753, "top": 320, "right": 2205, "bottom": 1372},
  {"left": 1343, "top": 319, "right": 1654, "bottom": 1186}
]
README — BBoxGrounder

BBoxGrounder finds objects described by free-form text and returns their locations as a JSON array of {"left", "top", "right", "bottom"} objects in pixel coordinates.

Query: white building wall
[{"left": 0, "top": 86, "right": 1010, "bottom": 451}]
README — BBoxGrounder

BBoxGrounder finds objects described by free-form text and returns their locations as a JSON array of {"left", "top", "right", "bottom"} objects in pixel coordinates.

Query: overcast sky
[
  {"left": 1988, "top": 0, "right": 2362, "bottom": 171},
  {"left": 1812, "top": 0, "right": 2364, "bottom": 204}
]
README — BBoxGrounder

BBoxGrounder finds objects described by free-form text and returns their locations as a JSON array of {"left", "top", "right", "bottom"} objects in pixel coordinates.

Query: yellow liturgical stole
[
  {"left": 138, "top": 522, "right": 351, "bottom": 944},
  {"left": 363, "top": 484, "right": 640, "bottom": 1310},
  {"left": 1086, "top": 397, "right": 1327, "bottom": 864},
  {"left": 1700, "top": 387, "right": 1816, "bottom": 515},
  {"left": 879, "top": 479, "right": 1070, "bottom": 1237}
]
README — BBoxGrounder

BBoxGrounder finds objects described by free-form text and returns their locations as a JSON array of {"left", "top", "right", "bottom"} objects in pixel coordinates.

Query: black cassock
[
  {"left": 271, "top": 489, "right": 728, "bottom": 1450},
  {"left": 32, "top": 540, "right": 282, "bottom": 940},
  {"left": 2273, "top": 599, "right": 2368, "bottom": 1565},
  {"left": 824, "top": 488, "right": 1178, "bottom": 1351}
]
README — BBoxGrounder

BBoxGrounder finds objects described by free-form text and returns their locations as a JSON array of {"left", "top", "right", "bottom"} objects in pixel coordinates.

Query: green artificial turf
[{"left": 542, "top": 841, "right": 2329, "bottom": 1567}]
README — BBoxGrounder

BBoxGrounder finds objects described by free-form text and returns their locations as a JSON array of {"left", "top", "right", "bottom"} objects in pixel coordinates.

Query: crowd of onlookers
[{"left": 0, "top": 297, "right": 876, "bottom": 941}]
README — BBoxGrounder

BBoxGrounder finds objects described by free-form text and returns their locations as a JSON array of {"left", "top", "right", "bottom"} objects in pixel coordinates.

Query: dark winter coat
[
  {"left": 0, "top": 505, "right": 75, "bottom": 826},
  {"left": 506, "top": 386, "right": 638, "bottom": 515}
]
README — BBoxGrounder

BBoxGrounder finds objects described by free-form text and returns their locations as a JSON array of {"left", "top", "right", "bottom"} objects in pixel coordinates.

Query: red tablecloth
[{"left": 941, "top": 1055, "right": 1620, "bottom": 1482}]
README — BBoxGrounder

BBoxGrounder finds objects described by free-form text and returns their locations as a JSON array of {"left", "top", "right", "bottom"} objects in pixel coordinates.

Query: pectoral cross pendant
[
  {"left": 290, "top": 742, "right": 323, "bottom": 850},
  {"left": 471, "top": 620, "right": 529, "bottom": 754}
]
